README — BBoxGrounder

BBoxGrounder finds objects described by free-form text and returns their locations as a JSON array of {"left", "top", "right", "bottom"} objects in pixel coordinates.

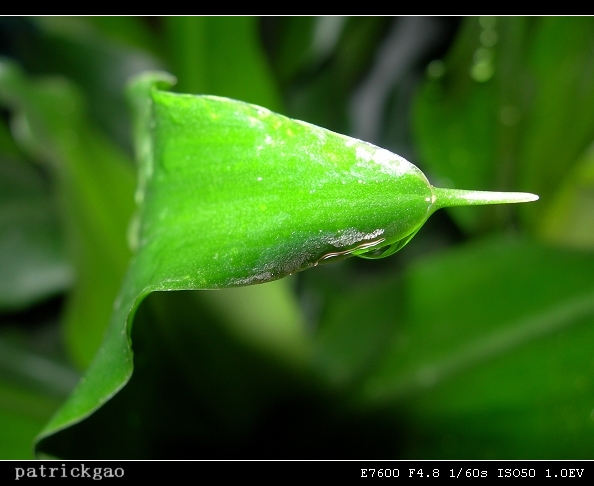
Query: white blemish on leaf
[
  {"left": 247, "top": 116, "right": 263, "bottom": 127},
  {"left": 324, "top": 228, "right": 384, "bottom": 248},
  {"left": 355, "top": 145, "right": 373, "bottom": 162},
  {"left": 354, "top": 143, "right": 413, "bottom": 177},
  {"left": 257, "top": 107, "right": 272, "bottom": 117},
  {"left": 230, "top": 271, "right": 274, "bottom": 286}
]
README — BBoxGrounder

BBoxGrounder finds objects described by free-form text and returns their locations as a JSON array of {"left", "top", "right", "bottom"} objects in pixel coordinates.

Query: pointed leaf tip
[{"left": 433, "top": 188, "right": 539, "bottom": 209}]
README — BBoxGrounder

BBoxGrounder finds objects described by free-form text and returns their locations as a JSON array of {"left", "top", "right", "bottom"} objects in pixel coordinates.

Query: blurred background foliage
[{"left": 0, "top": 16, "right": 594, "bottom": 459}]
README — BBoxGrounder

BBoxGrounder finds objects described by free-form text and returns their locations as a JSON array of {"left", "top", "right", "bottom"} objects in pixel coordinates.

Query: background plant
[{"left": 0, "top": 16, "right": 593, "bottom": 459}]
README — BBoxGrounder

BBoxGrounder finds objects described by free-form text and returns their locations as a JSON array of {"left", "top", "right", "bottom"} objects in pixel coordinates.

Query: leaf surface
[
  {"left": 0, "top": 59, "right": 136, "bottom": 368},
  {"left": 321, "top": 238, "right": 594, "bottom": 458}
]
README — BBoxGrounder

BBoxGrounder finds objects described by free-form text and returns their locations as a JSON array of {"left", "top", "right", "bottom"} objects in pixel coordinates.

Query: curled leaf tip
[{"left": 123, "top": 78, "right": 541, "bottom": 279}]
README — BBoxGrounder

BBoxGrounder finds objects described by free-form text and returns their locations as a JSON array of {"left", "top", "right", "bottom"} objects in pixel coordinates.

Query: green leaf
[
  {"left": 0, "top": 156, "right": 73, "bottom": 310},
  {"left": 83, "top": 16, "right": 165, "bottom": 58},
  {"left": 16, "top": 17, "right": 162, "bottom": 151},
  {"left": 34, "top": 288, "right": 315, "bottom": 459},
  {"left": 283, "top": 17, "right": 391, "bottom": 135},
  {"left": 164, "top": 16, "right": 282, "bottom": 112},
  {"left": 414, "top": 17, "right": 594, "bottom": 234},
  {"left": 0, "top": 113, "right": 22, "bottom": 158},
  {"left": 0, "top": 381, "right": 62, "bottom": 459},
  {"left": 34, "top": 72, "right": 537, "bottom": 456},
  {"left": 539, "top": 143, "right": 594, "bottom": 249},
  {"left": 344, "top": 238, "right": 594, "bottom": 458},
  {"left": 0, "top": 326, "right": 79, "bottom": 459},
  {"left": 129, "top": 73, "right": 536, "bottom": 283},
  {"left": 262, "top": 17, "right": 317, "bottom": 84},
  {"left": 0, "top": 59, "right": 136, "bottom": 368}
]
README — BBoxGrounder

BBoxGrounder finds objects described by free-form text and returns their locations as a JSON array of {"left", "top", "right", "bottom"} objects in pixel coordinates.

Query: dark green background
[{"left": 1, "top": 16, "right": 593, "bottom": 459}]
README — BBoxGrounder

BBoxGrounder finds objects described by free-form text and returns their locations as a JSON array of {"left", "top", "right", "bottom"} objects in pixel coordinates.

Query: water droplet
[
  {"left": 314, "top": 238, "right": 385, "bottom": 265},
  {"left": 357, "top": 243, "right": 397, "bottom": 260},
  {"left": 357, "top": 230, "right": 420, "bottom": 260}
]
